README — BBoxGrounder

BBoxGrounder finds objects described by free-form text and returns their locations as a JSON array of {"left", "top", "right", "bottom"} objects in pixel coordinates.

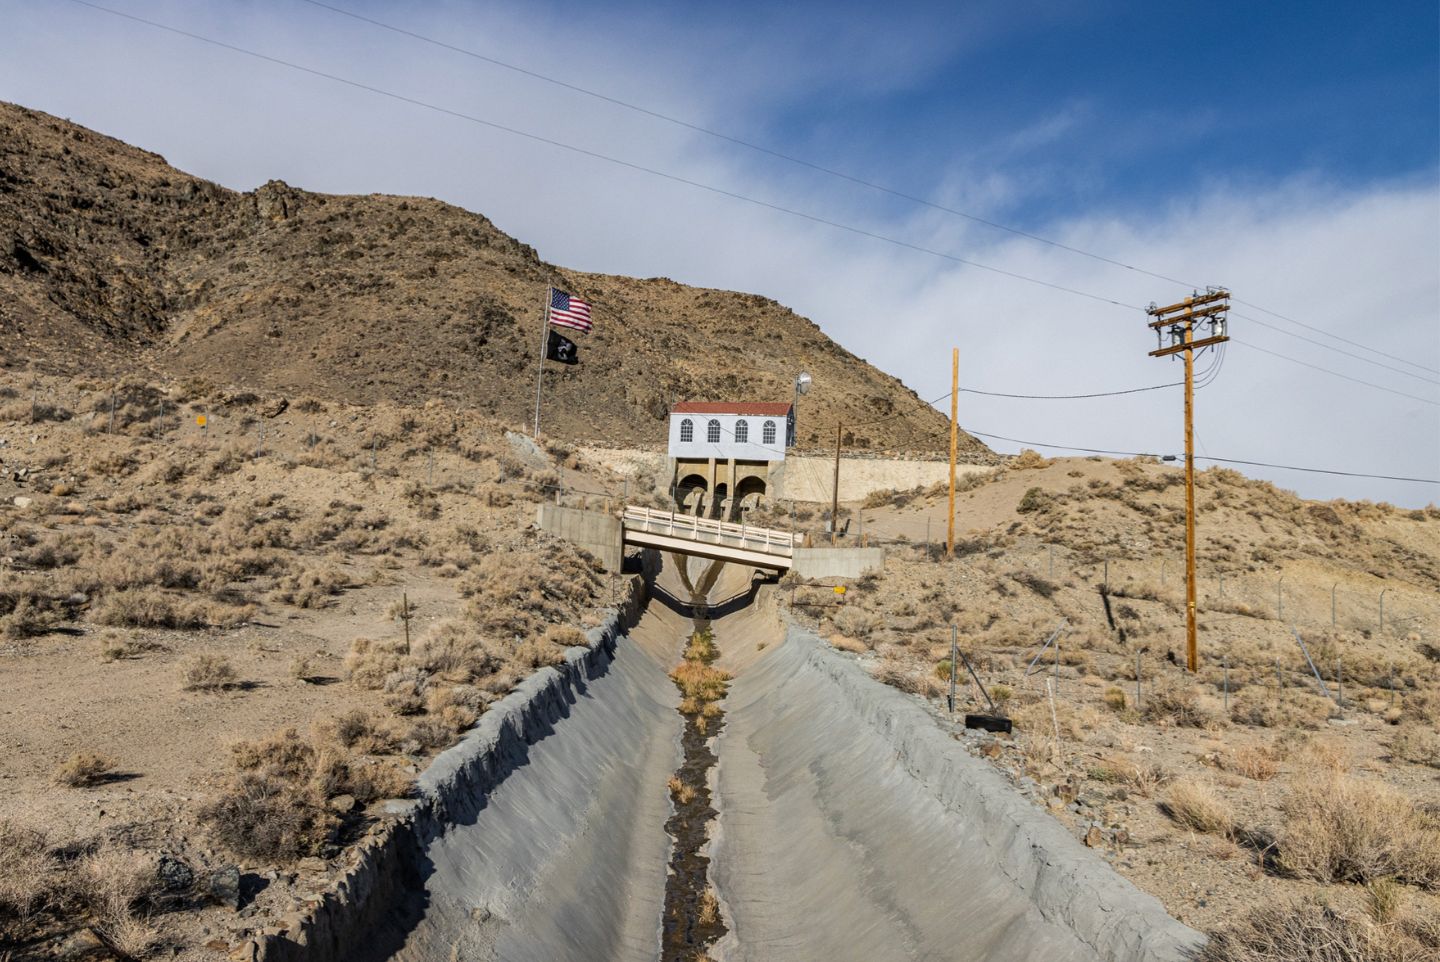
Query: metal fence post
[
  {"left": 1134, "top": 650, "right": 1141, "bottom": 711},
  {"left": 948, "top": 625, "right": 957, "bottom": 714},
  {"left": 1222, "top": 657, "right": 1229, "bottom": 711},
  {"left": 1379, "top": 589, "right": 1388, "bottom": 634}
]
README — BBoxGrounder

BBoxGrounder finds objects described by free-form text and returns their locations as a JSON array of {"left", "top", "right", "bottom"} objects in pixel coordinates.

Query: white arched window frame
[
  {"left": 679, "top": 418, "right": 694, "bottom": 443},
  {"left": 762, "top": 420, "right": 777, "bottom": 445},
  {"left": 707, "top": 419, "right": 722, "bottom": 443},
  {"left": 734, "top": 419, "right": 749, "bottom": 443}
]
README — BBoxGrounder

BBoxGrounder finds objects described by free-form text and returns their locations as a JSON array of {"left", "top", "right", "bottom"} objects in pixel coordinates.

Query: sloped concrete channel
[{"left": 307, "top": 557, "right": 1201, "bottom": 962}]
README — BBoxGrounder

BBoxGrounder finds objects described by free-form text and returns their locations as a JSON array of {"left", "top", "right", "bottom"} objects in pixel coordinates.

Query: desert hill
[{"left": 0, "top": 101, "right": 980, "bottom": 456}]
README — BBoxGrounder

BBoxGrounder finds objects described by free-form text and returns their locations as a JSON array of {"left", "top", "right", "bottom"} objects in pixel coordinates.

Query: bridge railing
[{"left": 621, "top": 505, "right": 803, "bottom": 557}]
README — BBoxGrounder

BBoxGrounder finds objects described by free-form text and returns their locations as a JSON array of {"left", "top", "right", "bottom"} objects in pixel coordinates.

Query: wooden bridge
[{"left": 621, "top": 505, "right": 803, "bottom": 571}]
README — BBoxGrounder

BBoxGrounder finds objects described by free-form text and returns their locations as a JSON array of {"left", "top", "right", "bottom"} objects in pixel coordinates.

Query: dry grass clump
[
  {"left": 1142, "top": 685, "right": 1222, "bottom": 729},
  {"left": 96, "top": 629, "right": 163, "bottom": 662},
  {"left": 1160, "top": 778, "right": 1234, "bottom": 836},
  {"left": 1224, "top": 743, "right": 1280, "bottom": 781},
  {"left": 52, "top": 751, "right": 118, "bottom": 788},
  {"left": 1276, "top": 772, "right": 1440, "bottom": 889},
  {"left": 830, "top": 634, "right": 868, "bottom": 654},
  {"left": 1196, "top": 898, "right": 1440, "bottom": 962},
  {"left": 179, "top": 652, "right": 237, "bottom": 691},
  {"left": 1391, "top": 726, "right": 1440, "bottom": 768}
]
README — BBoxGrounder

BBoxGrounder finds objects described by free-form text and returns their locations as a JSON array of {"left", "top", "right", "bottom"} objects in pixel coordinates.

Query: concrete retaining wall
[
  {"left": 709, "top": 626, "right": 1202, "bottom": 962},
  {"left": 790, "top": 546, "right": 885, "bottom": 579},
  {"left": 537, "top": 503, "right": 624, "bottom": 571}
]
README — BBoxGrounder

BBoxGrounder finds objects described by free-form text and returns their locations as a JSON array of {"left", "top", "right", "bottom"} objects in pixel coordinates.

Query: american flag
[{"left": 548, "top": 288, "right": 593, "bottom": 333}]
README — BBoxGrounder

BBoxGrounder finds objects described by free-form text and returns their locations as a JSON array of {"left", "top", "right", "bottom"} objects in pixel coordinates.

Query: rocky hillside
[{"left": 0, "top": 101, "right": 980, "bottom": 456}]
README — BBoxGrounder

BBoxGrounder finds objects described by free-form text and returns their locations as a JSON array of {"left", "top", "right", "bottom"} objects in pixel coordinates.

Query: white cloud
[{"left": 3, "top": 0, "right": 1437, "bottom": 505}]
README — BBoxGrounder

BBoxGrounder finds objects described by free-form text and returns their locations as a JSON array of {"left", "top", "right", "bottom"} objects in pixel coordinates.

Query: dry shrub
[
  {"left": 871, "top": 659, "right": 940, "bottom": 698},
  {"left": 0, "top": 821, "right": 62, "bottom": 922},
  {"left": 831, "top": 634, "right": 868, "bottom": 654},
  {"left": 180, "top": 652, "right": 237, "bottom": 691},
  {"left": 411, "top": 620, "right": 501, "bottom": 682},
  {"left": 271, "top": 565, "right": 349, "bottom": 608},
  {"left": 200, "top": 771, "right": 337, "bottom": 862},
  {"left": 382, "top": 666, "right": 431, "bottom": 715},
  {"left": 1197, "top": 899, "right": 1438, "bottom": 962},
  {"left": 1012, "top": 695, "right": 1101, "bottom": 740},
  {"left": 1276, "top": 772, "right": 1440, "bottom": 889},
  {"left": 516, "top": 638, "right": 566, "bottom": 668},
  {"left": 460, "top": 540, "right": 603, "bottom": 637},
  {"left": 1225, "top": 743, "right": 1280, "bottom": 781},
  {"left": 93, "top": 588, "right": 252, "bottom": 629},
  {"left": 1391, "top": 726, "right": 1440, "bottom": 768},
  {"left": 1102, "top": 686, "right": 1128, "bottom": 712},
  {"left": 52, "top": 752, "right": 117, "bottom": 787},
  {"left": 96, "top": 629, "right": 161, "bottom": 662},
  {"left": 1160, "top": 778, "right": 1234, "bottom": 836},
  {"left": 542, "top": 624, "right": 587, "bottom": 649},
  {"left": 1231, "top": 690, "right": 1334, "bottom": 729},
  {"left": 344, "top": 636, "right": 408, "bottom": 688},
  {"left": 1143, "top": 685, "right": 1221, "bottom": 728},
  {"left": 206, "top": 725, "right": 411, "bottom": 860},
  {"left": 1011, "top": 449, "right": 1050, "bottom": 469},
  {"left": 833, "top": 606, "right": 880, "bottom": 641}
]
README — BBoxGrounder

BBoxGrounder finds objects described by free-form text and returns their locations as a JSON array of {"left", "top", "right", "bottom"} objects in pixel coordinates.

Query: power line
[
  {"left": 1233, "top": 298, "right": 1440, "bottom": 376},
  {"left": 1232, "top": 312, "right": 1440, "bottom": 386},
  {"left": 958, "top": 382, "right": 1180, "bottom": 399},
  {"left": 67, "top": 0, "right": 1139, "bottom": 312},
  {"left": 302, "top": 0, "right": 1439, "bottom": 381},
  {"left": 1192, "top": 455, "right": 1440, "bottom": 485},
  {"left": 957, "top": 424, "right": 1438, "bottom": 484},
  {"left": 1232, "top": 339, "right": 1440, "bottom": 407}
]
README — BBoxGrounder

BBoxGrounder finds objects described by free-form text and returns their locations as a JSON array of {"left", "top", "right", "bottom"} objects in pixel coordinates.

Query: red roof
[{"left": 671, "top": 401, "right": 793, "bottom": 416}]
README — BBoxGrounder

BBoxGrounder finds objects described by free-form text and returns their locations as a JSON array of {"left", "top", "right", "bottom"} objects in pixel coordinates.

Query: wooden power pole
[
  {"left": 831, "top": 423, "right": 842, "bottom": 546},
  {"left": 1146, "top": 289, "right": 1230, "bottom": 672},
  {"left": 947, "top": 348, "right": 958, "bottom": 558}
]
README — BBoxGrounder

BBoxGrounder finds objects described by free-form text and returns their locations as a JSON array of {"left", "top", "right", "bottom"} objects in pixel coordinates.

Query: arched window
[
  {"left": 734, "top": 419, "right": 749, "bottom": 443},
  {"left": 762, "top": 420, "right": 777, "bottom": 445},
  {"left": 707, "top": 419, "right": 722, "bottom": 443},
  {"left": 679, "top": 418, "right": 694, "bottom": 443}
]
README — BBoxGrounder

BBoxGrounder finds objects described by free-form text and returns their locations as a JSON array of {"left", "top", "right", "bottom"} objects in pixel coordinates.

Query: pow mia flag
[{"left": 545, "top": 329, "right": 579, "bottom": 365}]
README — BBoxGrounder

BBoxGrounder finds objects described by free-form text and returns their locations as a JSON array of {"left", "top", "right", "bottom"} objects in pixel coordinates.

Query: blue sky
[{"left": 1, "top": 0, "right": 1437, "bottom": 505}]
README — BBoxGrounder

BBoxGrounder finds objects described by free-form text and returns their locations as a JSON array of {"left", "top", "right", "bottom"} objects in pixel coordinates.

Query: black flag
[{"left": 546, "top": 328, "right": 579, "bottom": 365}]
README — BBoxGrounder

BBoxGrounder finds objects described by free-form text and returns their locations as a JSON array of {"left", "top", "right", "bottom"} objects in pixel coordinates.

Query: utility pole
[
  {"left": 947, "top": 348, "right": 958, "bottom": 559},
  {"left": 831, "top": 423, "right": 842, "bottom": 546},
  {"left": 1146, "top": 289, "right": 1230, "bottom": 673}
]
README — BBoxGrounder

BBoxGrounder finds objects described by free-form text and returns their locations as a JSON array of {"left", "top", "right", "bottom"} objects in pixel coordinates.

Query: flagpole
[{"left": 533, "top": 287, "right": 550, "bottom": 437}]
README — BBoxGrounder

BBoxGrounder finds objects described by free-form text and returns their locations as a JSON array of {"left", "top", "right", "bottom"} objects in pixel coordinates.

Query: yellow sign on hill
[{"left": 196, "top": 415, "right": 207, "bottom": 428}]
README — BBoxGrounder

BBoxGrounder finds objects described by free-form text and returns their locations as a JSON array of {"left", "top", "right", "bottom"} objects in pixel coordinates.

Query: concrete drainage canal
[{"left": 315, "top": 556, "right": 1203, "bottom": 962}]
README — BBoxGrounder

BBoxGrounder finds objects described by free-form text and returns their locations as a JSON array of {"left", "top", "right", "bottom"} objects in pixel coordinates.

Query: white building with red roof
[{"left": 666, "top": 401, "right": 795, "bottom": 519}]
